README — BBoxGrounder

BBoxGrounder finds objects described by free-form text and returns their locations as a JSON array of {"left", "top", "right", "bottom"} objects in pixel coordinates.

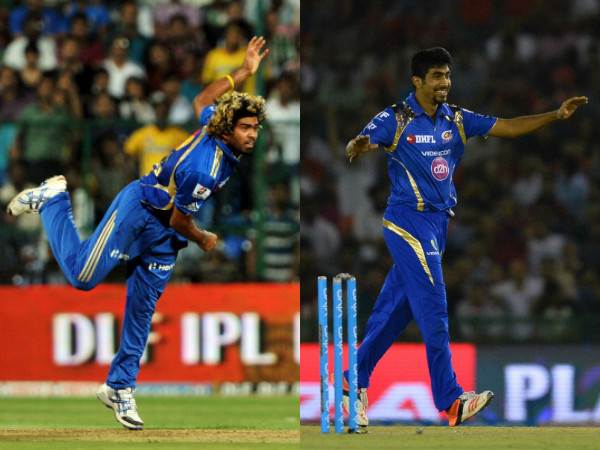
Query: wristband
[{"left": 225, "top": 74, "right": 235, "bottom": 91}]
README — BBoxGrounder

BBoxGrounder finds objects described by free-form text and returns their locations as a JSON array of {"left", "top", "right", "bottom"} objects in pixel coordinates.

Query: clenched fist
[{"left": 199, "top": 230, "right": 218, "bottom": 252}]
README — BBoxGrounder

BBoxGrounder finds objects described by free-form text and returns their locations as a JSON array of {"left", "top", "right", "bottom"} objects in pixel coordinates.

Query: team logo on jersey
[
  {"left": 192, "top": 183, "right": 212, "bottom": 200},
  {"left": 407, "top": 134, "right": 436, "bottom": 144},
  {"left": 441, "top": 130, "right": 453, "bottom": 142},
  {"left": 431, "top": 156, "right": 449, "bottom": 181}
]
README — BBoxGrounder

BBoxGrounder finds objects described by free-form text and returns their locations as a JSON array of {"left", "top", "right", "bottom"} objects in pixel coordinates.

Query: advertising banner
[
  {"left": 300, "top": 343, "right": 476, "bottom": 423},
  {"left": 477, "top": 346, "right": 600, "bottom": 425},
  {"left": 0, "top": 284, "right": 299, "bottom": 384}
]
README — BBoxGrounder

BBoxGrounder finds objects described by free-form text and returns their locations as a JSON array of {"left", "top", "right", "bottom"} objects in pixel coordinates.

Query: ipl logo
[{"left": 431, "top": 157, "right": 449, "bottom": 181}]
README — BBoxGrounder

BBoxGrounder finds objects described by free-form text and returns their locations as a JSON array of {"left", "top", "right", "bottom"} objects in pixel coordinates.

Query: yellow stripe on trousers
[
  {"left": 382, "top": 218, "right": 435, "bottom": 286},
  {"left": 77, "top": 210, "right": 117, "bottom": 283}
]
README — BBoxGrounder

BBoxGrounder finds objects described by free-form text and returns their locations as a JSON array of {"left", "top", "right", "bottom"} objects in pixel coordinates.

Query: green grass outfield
[
  {"left": 0, "top": 396, "right": 299, "bottom": 450},
  {"left": 301, "top": 425, "right": 600, "bottom": 449}
]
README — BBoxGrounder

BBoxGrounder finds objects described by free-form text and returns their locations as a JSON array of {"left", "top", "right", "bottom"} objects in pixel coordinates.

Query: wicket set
[{"left": 318, "top": 273, "right": 358, "bottom": 433}]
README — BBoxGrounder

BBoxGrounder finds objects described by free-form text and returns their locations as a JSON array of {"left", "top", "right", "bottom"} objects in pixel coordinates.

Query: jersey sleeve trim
[
  {"left": 210, "top": 147, "right": 224, "bottom": 178},
  {"left": 384, "top": 102, "right": 416, "bottom": 153}
]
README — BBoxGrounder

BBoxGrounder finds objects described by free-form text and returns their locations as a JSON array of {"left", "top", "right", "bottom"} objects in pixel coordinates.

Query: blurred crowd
[
  {"left": 301, "top": 0, "right": 600, "bottom": 342},
  {"left": 0, "top": 0, "right": 299, "bottom": 284}
]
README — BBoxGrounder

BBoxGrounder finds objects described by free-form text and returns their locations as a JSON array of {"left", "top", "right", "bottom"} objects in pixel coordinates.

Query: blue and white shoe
[
  {"left": 96, "top": 383, "right": 144, "bottom": 430},
  {"left": 7, "top": 175, "right": 67, "bottom": 216}
]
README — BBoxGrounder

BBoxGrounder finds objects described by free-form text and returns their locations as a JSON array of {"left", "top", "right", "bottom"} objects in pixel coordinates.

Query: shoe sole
[{"left": 96, "top": 390, "right": 144, "bottom": 431}]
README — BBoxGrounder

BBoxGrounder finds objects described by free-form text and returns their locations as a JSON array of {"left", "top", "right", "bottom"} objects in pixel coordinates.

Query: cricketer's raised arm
[{"left": 193, "top": 36, "right": 269, "bottom": 119}]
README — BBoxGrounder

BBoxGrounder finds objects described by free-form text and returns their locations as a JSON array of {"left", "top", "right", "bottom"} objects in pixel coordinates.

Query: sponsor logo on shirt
[
  {"left": 109, "top": 249, "right": 129, "bottom": 261},
  {"left": 148, "top": 262, "right": 175, "bottom": 272},
  {"left": 431, "top": 156, "right": 449, "bottom": 181},
  {"left": 407, "top": 134, "right": 436, "bottom": 144},
  {"left": 441, "top": 130, "right": 453, "bottom": 142},
  {"left": 426, "top": 239, "right": 440, "bottom": 256},
  {"left": 421, "top": 149, "right": 451, "bottom": 157},
  {"left": 192, "top": 183, "right": 212, "bottom": 200}
]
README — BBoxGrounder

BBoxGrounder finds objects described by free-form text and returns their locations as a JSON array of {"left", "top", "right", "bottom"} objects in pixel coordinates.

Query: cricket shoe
[
  {"left": 6, "top": 175, "right": 67, "bottom": 216},
  {"left": 96, "top": 383, "right": 144, "bottom": 430},
  {"left": 342, "top": 377, "right": 368, "bottom": 433},
  {"left": 446, "top": 390, "right": 494, "bottom": 427}
]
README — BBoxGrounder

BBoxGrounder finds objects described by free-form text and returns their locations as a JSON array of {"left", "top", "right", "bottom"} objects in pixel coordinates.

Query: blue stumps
[
  {"left": 318, "top": 276, "right": 329, "bottom": 433},
  {"left": 332, "top": 276, "right": 344, "bottom": 433},
  {"left": 347, "top": 276, "right": 358, "bottom": 433}
]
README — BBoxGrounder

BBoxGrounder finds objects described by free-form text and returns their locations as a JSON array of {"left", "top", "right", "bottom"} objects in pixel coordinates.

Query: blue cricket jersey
[
  {"left": 139, "top": 105, "right": 238, "bottom": 215},
  {"left": 360, "top": 92, "right": 497, "bottom": 211}
]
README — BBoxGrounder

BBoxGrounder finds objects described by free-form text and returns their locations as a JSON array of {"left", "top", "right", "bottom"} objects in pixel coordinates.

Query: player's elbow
[{"left": 170, "top": 211, "right": 187, "bottom": 234}]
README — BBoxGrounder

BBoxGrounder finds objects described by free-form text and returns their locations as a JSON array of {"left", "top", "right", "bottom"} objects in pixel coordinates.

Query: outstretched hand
[
  {"left": 346, "top": 135, "right": 379, "bottom": 162},
  {"left": 557, "top": 96, "right": 588, "bottom": 120},
  {"left": 243, "top": 36, "right": 270, "bottom": 75}
]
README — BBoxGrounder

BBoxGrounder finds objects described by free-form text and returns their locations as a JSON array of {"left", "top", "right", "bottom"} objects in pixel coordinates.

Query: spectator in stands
[
  {"left": 258, "top": 182, "right": 299, "bottom": 282},
  {"left": 119, "top": 76, "right": 155, "bottom": 124},
  {"left": 91, "top": 133, "right": 133, "bottom": 217},
  {"left": 265, "top": 72, "right": 300, "bottom": 165},
  {"left": 0, "top": 67, "right": 30, "bottom": 184},
  {"left": 164, "top": 14, "right": 205, "bottom": 69},
  {"left": 86, "top": 67, "right": 109, "bottom": 100},
  {"left": 12, "top": 73, "right": 73, "bottom": 183},
  {"left": 202, "top": 23, "right": 255, "bottom": 94},
  {"left": 179, "top": 50, "right": 202, "bottom": 103},
  {"left": 9, "top": 0, "right": 64, "bottom": 36},
  {"left": 107, "top": 1, "right": 148, "bottom": 65},
  {"left": 19, "top": 43, "right": 42, "bottom": 90},
  {"left": 123, "top": 96, "right": 187, "bottom": 177},
  {"left": 265, "top": 8, "right": 298, "bottom": 78},
  {"left": 161, "top": 74, "right": 194, "bottom": 125},
  {"left": 144, "top": 41, "right": 172, "bottom": 92},
  {"left": 57, "top": 36, "right": 95, "bottom": 97},
  {"left": 70, "top": 12, "right": 104, "bottom": 67},
  {"left": 0, "top": 66, "right": 33, "bottom": 121},
  {"left": 64, "top": 0, "right": 110, "bottom": 34},
  {"left": 4, "top": 12, "right": 57, "bottom": 71},
  {"left": 153, "top": 0, "right": 201, "bottom": 33},
  {"left": 56, "top": 70, "right": 83, "bottom": 118},
  {"left": 103, "top": 36, "right": 145, "bottom": 98}
]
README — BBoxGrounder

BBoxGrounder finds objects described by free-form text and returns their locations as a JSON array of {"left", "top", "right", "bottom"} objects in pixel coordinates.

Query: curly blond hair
[{"left": 207, "top": 91, "right": 267, "bottom": 137}]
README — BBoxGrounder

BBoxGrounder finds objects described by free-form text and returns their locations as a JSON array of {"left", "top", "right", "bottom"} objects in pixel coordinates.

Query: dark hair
[
  {"left": 411, "top": 47, "right": 452, "bottom": 78},
  {"left": 71, "top": 12, "right": 88, "bottom": 24},
  {"left": 25, "top": 42, "right": 39, "bottom": 55}
]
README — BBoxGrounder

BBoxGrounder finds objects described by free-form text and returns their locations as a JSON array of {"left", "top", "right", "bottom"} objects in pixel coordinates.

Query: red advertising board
[
  {"left": 0, "top": 284, "right": 299, "bottom": 383},
  {"left": 300, "top": 343, "right": 475, "bottom": 423}
]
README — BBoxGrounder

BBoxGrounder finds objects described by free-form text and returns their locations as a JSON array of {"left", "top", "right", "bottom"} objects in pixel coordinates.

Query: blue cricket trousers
[
  {"left": 40, "top": 181, "right": 186, "bottom": 389},
  {"left": 356, "top": 203, "right": 463, "bottom": 411}
]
